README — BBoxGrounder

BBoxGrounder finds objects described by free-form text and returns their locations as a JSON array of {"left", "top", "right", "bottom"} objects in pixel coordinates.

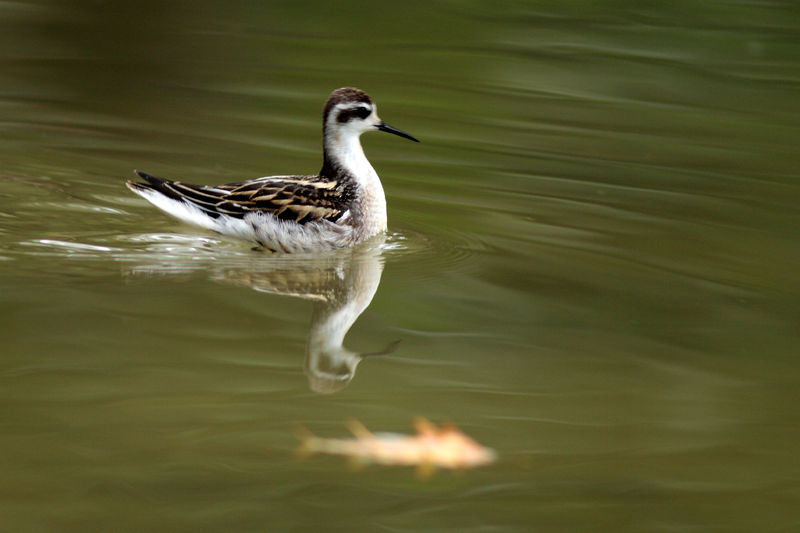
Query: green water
[{"left": 2, "top": 1, "right": 799, "bottom": 531}]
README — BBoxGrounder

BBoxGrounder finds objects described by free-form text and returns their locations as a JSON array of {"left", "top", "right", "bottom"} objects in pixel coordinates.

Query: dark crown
[{"left": 323, "top": 87, "right": 374, "bottom": 121}]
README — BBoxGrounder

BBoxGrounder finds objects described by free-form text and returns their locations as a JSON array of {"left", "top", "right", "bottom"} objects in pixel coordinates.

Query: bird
[{"left": 126, "top": 87, "right": 419, "bottom": 253}]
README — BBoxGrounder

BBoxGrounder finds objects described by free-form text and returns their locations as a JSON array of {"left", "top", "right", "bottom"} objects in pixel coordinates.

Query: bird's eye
[{"left": 336, "top": 106, "right": 372, "bottom": 123}]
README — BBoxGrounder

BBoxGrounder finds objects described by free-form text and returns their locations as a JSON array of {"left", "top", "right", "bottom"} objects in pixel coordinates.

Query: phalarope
[{"left": 126, "top": 87, "right": 418, "bottom": 253}]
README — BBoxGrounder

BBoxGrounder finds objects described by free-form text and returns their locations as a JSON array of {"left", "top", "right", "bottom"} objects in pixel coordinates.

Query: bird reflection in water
[{"left": 125, "top": 236, "right": 396, "bottom": 393}]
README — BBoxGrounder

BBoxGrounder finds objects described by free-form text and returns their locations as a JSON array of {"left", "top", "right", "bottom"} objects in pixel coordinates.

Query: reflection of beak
[
  {"left": 377, "top": 122, "right": 420, "bottom": 142},
  {"left": 362, "top": 339, "right": 402, "bottom": 358}
]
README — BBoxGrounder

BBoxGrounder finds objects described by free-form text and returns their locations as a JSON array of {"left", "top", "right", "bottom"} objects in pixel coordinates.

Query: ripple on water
[
  {"left": 23, "top": 238, "right": 120, "bottom": 254},
  {"left": 6, "top": 189, "right": 486, "bottom": 285},
  {"left": 381, "top": 226, "right": 486, "bottom": 281}
]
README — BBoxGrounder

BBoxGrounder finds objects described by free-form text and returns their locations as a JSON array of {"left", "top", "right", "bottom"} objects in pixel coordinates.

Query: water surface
[{"left": 1, "top": 1, "right": 799, "bottom": 531}]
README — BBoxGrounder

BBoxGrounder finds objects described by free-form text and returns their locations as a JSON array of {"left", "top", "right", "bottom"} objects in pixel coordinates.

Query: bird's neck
[
  {"left": 322, "top": 130, "right": 373, "bottom": 180},
  {"left": 321, "top": 130, "right": 387, "bottom": 230}
]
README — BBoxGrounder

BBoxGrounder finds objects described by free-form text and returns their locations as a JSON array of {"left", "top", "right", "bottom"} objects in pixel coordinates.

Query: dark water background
[{"left": 1, "top": 1, "right": 799, "bottom": 531}]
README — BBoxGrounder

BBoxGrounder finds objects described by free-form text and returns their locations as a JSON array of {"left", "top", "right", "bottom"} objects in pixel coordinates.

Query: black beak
[
  {"left": 377, "top": 122, "right": 420, "bottom": 142},
  {"left": 361, "top": 340, "right": 402, "bottom": 359}
]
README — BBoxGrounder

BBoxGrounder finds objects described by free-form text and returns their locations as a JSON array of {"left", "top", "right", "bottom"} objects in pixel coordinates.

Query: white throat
[{"left": 324, "top": 128, "right": 387, "bottom": 231}]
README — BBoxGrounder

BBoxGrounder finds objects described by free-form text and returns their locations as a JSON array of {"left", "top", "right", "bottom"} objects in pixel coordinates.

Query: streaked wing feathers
[{"left": 137, "top": 171, "right": 348, "bottom": 223}]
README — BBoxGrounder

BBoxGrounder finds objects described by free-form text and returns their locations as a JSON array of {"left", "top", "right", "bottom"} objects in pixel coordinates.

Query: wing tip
[
  {"left": 126, "top": 179, "right": 152, "bottom": 194},
  {"left": 133, "top": 169, "right": 168, "bottom": 186}
]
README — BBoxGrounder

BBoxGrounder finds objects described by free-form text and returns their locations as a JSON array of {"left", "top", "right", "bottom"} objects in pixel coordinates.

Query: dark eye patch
[{"left": 336, "top": 105, "right": 371, "bottom": 123}]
